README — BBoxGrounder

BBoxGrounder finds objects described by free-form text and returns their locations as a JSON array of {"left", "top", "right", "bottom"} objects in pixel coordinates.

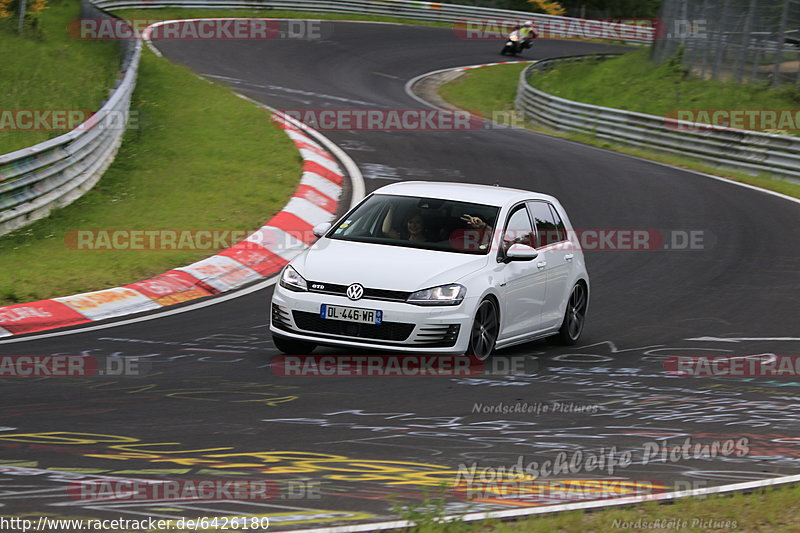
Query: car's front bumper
[{"left": 270, "top": 284, "right": 475, "bottom": 353}]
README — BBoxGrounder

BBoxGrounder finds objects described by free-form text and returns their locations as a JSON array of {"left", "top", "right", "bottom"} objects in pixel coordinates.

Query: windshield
[{"left": 328, "top": 194, "right": 500, "bottom": 254}]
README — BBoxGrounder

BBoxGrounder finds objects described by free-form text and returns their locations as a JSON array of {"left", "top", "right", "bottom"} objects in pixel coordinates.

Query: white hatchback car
[{"left": 270, "top": 181, "right": 589, "bottom": 358}]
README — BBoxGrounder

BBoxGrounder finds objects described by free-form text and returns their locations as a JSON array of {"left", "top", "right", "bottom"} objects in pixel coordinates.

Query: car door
[
  {"left": 528, "top": 201, "right": 572, "bottom": 329},
  {"left": 496, "top": 204, "right": 547, "bottom": 340}
]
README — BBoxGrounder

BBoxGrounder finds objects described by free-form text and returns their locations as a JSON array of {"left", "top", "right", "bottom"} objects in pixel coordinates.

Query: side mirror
[
  {"left": 504, "top": 243, "right": 538, "bottom": 262},
  {"left": 312, "top": 222, "right": 332, "bottom": 238}
]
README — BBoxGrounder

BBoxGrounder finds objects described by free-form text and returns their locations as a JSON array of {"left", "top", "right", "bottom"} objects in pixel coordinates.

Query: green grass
[
  {"left": 529, "top": 49, "right": 800, "bottom": 119},
  {"left": 439, "top": 63, "right": 524, "bottom": 118},
  {"left": 0, "top": 47, "right": 301, "bottom": 305},
  {"left": 396, "top": 484, "right": 800, "bottom": 532},
  {"left": 438, "top": 61, "right": 800, "bottom": 199},
  {"left": 0, "top": 0, "right": 120, "bottom": 153}
]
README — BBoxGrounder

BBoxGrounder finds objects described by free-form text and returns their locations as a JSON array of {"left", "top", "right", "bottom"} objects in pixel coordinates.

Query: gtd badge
[{"left": 346, "top": 283, "right": 364, "bottom": 301}]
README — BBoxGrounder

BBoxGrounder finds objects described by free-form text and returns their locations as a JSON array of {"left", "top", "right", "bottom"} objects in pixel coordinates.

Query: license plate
[{"left": 320, "top": 304, "right": 382, "bottom": 325}]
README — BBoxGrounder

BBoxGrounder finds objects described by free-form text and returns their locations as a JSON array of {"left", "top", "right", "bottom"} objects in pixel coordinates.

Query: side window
[
  {"left": 502, "top": 205, "right": 535, "bottom": 249},
  {"left": 528, "top": 201, "right": 565, "bottom": 248},
  {"left": 548, "top": 204, "right": 568, "bottom": 243}
]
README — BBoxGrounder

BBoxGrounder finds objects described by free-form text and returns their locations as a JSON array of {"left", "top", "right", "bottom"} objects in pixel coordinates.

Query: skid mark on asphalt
[
  {"left": 360, "top": 163, "right": 465, "bottom": 181},
  {"left": 203, "top": 73, "right": 377, "bottom": 106}
]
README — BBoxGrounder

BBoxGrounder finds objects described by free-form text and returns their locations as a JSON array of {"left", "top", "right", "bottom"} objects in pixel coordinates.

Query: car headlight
[
  {"left": 280, "top": 265, "right": 307, "bottom": 292},
  {"left": 407, "top": 284, "right": 466, "bottom": 306}
]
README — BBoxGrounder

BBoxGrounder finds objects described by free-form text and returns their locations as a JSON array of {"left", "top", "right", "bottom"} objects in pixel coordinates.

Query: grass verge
[
  {"left": 0, "top": 46, "right": 300, "bottom": 305},
  {"left": 0, "top": 0, "right": 120, "bottom": 153},
  {"left": 530, "top": 49, "right": 800, "bottom": 120},
  {"left": 438, "top": 62, "right": 800, "bottom": 199},
  {"left": 396, "top": 484, "right": 800, "bottom": 532}
]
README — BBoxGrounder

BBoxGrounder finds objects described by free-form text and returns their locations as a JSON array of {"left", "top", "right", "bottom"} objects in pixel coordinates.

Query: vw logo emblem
[{"left": 346, "top": 283, "right": 364, "bottom": 301}]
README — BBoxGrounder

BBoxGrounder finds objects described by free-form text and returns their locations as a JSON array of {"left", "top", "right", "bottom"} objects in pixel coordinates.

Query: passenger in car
[
  {"left": 382, "top": 208, "right": 430, "bottom": 242},
  {"left": 460, "top": 213, "right": 491, "bottom": 231}
]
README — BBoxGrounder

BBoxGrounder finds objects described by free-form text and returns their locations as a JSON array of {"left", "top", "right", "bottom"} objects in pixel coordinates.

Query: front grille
[
  {"left": 292, "top": 311, "right": 414, "bottom": 341},
  {"left": 306, "top": 281, "right": 411, "bottom": 303},
  {"left": 414, "top": 324, "right": 461, "bottom": 347}
]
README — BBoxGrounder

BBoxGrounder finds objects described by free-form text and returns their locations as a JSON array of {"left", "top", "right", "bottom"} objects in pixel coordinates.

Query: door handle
[
  {"left": 537, "top": 261, "right": 546, "bottom": 269},
  {"left": 565, "top": 254, "right": 574, "bottom": 261}
]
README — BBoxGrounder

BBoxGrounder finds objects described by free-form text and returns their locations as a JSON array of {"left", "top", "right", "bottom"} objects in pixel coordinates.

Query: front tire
[
  {"left": 466, "top": 299, "right": 499, "bottom": 360},
  {"left": 553, "top": 283, "right": 588, "bottom": 345},
  {"left": 272, "top": 335, "right": 316, "bottom": 355}
]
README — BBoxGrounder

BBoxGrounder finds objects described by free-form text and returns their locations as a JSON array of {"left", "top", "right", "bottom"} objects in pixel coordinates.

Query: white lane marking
[{"left": 286, "top": 473, "right": 800, "bottom": 533}]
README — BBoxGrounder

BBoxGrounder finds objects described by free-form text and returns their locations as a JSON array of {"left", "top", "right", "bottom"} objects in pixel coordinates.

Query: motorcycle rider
[
  {"left": 519, "top": 20, "right": 537, "bottom": 48},
  {"left": 501, "top": 20, "right": 536, "bottom": 55},
  {"left": 501, "top": 25, "right": 522, "bottom": 55}
]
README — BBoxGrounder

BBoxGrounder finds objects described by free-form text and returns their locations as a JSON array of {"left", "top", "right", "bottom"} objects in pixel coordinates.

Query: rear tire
[
  {"left": 552, "top": 283, "right": 588, "bottom": 346},
  {"left": 465, "top": 299, "right": 499, "bottom": 360},
  {"left": 272, "top": 335, "right": 316, "bottom": 355}
]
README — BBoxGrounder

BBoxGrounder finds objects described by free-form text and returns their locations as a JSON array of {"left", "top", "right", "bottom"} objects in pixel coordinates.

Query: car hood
[{"left": 292, "top": 238, "right": 489, "bottom": 291}]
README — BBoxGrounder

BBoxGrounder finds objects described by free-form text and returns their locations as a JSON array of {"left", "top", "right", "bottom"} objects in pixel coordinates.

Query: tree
[
  {"left": 0, "top": 0, "right": 48, "bottom": 33},
  {"left": 529, "top": 0, "right": 567, "bottom": 16},
  {"left": 561, "top": 0, "right": 661, "bottom": 18}
]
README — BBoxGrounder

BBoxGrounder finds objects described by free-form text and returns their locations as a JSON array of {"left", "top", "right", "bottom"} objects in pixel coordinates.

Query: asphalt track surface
[{"left": 1, "top": 20, "right": 799, "bottom": 531}]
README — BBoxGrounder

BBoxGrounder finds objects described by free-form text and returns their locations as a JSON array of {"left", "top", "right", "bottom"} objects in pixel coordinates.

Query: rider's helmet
[{"left": 524, "top": 20, "right": 534, "bottom": 27}]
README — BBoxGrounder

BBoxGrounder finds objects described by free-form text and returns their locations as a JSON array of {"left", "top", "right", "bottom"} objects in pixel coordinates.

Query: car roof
[{"left": 373, "top": 181, "right": 557, "bottom": 207}]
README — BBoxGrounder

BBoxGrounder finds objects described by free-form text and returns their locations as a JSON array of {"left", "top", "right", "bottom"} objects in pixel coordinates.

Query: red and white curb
[{"left": 0, "top": 113, "right": 347, "bottom": 338}]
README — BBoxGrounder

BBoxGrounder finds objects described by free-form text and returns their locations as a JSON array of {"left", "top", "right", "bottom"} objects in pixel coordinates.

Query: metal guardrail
[
  {"left": 516, "top": 55, "right": 800, "bottom": 182},
  {"left": 0, "top": 17, "right": 142, "bottom": 237},
  {"left": 90, "top": 0, "right": 654, "bottom": 44},
  {"left": 0, "top": 1, "right": 652, "bottom": 237}
]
